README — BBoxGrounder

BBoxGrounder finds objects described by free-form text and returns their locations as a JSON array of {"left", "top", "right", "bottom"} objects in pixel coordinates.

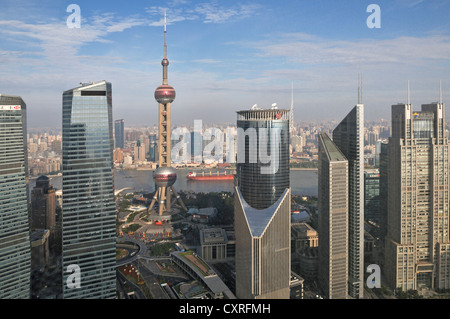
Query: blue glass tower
[
  {"left": 0, "top": 94, "right": 31, "bottom": 299},
  {"left": 61, "top": 81, "right": 116, "bottom": 299}
]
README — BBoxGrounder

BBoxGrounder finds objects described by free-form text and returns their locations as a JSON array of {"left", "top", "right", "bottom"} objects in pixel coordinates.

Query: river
[{"left": 29, "top": 168, "right": 318, "bottom": 197}]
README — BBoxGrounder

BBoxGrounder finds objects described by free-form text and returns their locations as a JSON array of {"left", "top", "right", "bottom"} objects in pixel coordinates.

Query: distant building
[
  {"left": 114, "top": 119, "right": 125, "bottom": 149},
  {"left": 0, "top": 94, "right": 31, "bottom": 299},
  {"left": 31, "top": 175, "right": 56, "bottom": 231},
  {"left": 364, "top": 169, "right": 381, "bottom": 223}
]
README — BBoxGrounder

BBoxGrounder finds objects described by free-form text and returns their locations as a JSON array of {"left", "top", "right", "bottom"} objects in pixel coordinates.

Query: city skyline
[{"left": 1, "top": 1, "right": 450, "bottom": 128}]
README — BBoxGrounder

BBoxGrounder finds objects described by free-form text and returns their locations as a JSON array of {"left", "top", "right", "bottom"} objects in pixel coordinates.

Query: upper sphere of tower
[
  {"left": 161, "top": 58, "right": 169, "bottom": 66},
  {"left": 155, "top": 84, "right": 176, "bottom": 104}
]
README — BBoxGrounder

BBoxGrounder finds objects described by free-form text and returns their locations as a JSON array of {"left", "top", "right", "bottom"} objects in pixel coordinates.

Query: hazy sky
[{"left": 1, "top": 0, "right": 450, "bottom": 128}]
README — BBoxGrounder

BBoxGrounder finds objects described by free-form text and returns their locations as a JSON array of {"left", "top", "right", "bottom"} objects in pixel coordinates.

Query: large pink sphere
[
  {"left": 153, "top": 166, "right": 177, "bottom": 187},
  {"left": 155, "top": 85, "right": 176, "bottom": 104}
]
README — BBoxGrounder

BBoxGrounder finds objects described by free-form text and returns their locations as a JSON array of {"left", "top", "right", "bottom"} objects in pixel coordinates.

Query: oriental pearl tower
[{"left": 149, "top": 10, "right": 187, "bottom": 216}]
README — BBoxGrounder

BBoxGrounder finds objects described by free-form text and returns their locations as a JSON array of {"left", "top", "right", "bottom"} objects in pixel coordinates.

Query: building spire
[
  {"left": 407, "top": 80, "right": 410, "bottom": 105},
  {"left": 161, "top": 9, "right": 169, "bottom": 85},
  {"left": 358, "top": 73, "right": 363, "bottom": 104},
  {"left": 164, "top": 9, "right": 167, "bottom": 58},
  {"left": 290, "top": 81, "right": 294, "bottom": 134},
  {"left": 440, "top": 80, "right": 443, "bottom": 104}
]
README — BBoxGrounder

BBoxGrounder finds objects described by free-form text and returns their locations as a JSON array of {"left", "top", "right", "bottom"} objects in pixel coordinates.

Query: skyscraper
[
  {"left": 0, "top": 94, "right": 31, "bottom": 299},
  {"left": 148, "top": 11, "right": 186, "bottom": 216},
  {"left": 332, "top": 102, "right": 364, "bottom": 299},
  {"left": 234, "top": 107, "right": 291, "bottom": 299},
  {"left": 114, "top": 119, "right": 124, "bottom": 149},
  {"left": 61, "top": 81, "right": 116, "bottom": 299},
  {"left": 385, "top": 96, "right": 450, "bottom": 291},
  {"left": 317, "top": 132, "right": 349, "bottom": 299},
  {"left": 31, "top": 175, "right": 56, "bottom": 231},
  {"left": 235, "top": 108, "right": 290, "bottom": 209}
]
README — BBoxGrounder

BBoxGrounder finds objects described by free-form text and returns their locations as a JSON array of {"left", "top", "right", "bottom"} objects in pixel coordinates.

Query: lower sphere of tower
[{"left": 153, "top": 166, "right": 177, "bottom": 187}]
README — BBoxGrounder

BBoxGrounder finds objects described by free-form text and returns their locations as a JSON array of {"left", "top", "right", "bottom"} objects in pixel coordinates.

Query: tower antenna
[
  {"left": 290, "top": 82, "right": 294, "bottom": 134},
  {"left": 358, "top": 74, "right": 363, "bottom": 104},
  {"left": 407, "top": 80, "right": 410, "bottom": 105},
  {"left": 164, "top": 9, "right": 167, "bottom": 58},
  {"left": 440, "top": 80, "right": 443, "bottom": 104}
]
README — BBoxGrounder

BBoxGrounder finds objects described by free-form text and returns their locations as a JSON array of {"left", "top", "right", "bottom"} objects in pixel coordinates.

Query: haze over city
[{"left": 1, "top": 0, "right": 450, "bottom": 128}]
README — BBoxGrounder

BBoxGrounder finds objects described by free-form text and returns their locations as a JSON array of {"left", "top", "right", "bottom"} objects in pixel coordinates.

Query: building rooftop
[
  {"left": 319, "top": 133, "right": 347, "bottom": 162},
  {"left": 200, "top": 228, "right": 228, "bottom": 244}
]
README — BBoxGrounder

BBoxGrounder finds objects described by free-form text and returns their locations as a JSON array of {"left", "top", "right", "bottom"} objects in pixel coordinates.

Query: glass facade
[
  {"left": 236, "top": 109, "right": 290, "bottom": 209},
  {"left": 0, "top": 94, "right": 31, "bottom": 299},
  {"left": 62, "top": 81, "right": 116, "bottom": 299}
]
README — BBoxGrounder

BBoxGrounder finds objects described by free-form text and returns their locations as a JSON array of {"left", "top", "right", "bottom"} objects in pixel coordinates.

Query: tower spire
[
  {"left": 161, "top": 9, "right": 169, "bottom": 85},
  {"left": 290, "top": 81, "right": 294, "bottom": 134},
  {"left": 440, "top": 80, "right": 443, "bottom": 104},
  {"left": 358, "top": 73, "right": 363, "bottom": 105},
  {"left": 407, "top": 80, "right": 410, "bottom": 105},
  {"left": 164, "top": 9, "right": 167, "bottom": 58}
]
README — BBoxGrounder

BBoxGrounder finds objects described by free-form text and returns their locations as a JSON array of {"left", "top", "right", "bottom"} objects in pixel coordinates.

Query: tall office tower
[
  {"left": 235, "top": 108, "right": 290, "bottom": 209},
  {"left": 114, "top": 119, "right": 124, "bottom": 149},
  {"left": 385, "top": 97, "right": 450, "bottom": 292},
  {"left": 148, "top": 11, "right": 186, "bottom": 216},
  {"left": 31, "top": 175, "right": 56, "bottom": 231},
  {"left": 61, "top": 81, "right": 116, "bottom": 299},
  {"left": 234, "top": 107, "right": 291, "bottom": 299},
  {"left": 317, "top": 132, "right": 349, "bottom": 299},
  {"left": 332, "top": 102, "right": 364, "bottom": 299},
  {"left": 0, "top": 94, "right": 31, "bottom": 299}
]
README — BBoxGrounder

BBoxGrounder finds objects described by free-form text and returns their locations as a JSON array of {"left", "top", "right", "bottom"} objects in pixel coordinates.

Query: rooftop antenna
[
  {"left": 290, "top": 82, "right": 294, "bottom": 134},
  {"left": 440, "top": 80, "right": 442, "bottom": 104},
  {"left": 164, "top": 9, "right": 167, "bottom": 58},
  {"left": 407, "top": 80, "right": 410, "bottom": 105}
]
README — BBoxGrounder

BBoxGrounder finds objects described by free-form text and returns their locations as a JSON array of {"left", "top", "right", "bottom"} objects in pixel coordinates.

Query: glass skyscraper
[
  {"left": 61, "top": 81, "right": 116, "bottom": 299},
  {"left": 234, "top": 107, "right": 291, "bottom": 299},
  {"left": 0, "top": 94, "right": 31, "bottom": 299},
  {"left": 114, "top": 119, "right": 124, "bottom": 149},
  {"left": 235, "top": 108, "right": 290, "bottom": 209}
]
